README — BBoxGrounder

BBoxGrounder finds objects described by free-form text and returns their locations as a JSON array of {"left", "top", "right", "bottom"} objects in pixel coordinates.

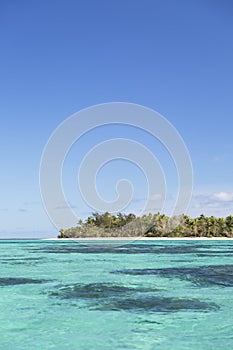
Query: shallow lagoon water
[{"left": 0, "top": 239, "right": 233, "bottom": 349}]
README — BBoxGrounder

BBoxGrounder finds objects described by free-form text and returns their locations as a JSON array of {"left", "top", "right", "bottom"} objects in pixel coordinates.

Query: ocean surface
[{"left": 1, "top": 239, "right": 233, "bottom": 350}]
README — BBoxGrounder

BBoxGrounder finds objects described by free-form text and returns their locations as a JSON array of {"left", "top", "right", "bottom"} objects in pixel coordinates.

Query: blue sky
[{"left": 1, "top": 0, "right": 233, "bottom": 237}]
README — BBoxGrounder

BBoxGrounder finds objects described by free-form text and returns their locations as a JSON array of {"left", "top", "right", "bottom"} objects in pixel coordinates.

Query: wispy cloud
[
  {"left": 148, "top": 193, "right": 163, "bottom": 201},
  {"left": 131, "top": 193, "right": 164, "bottom": 203},
  {"left": 54, "top": 205, "right": 77, "bottom": 210},
  {"left": 190, "top": 191, "right": 233, "bottom": 216},
  {"left": 18, "top": 208, "right": 28, "bottom": 212},
  {"left": 213, "top": 192, "right": 233, "bottom": 202},
  {"left": 23, "top": 201, "right": 40, "bottom": 206}
]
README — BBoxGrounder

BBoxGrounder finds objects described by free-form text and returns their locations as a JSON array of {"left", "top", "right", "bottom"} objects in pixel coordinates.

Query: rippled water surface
[{"left": 1, "top": 239, "right": 233, "bottom": 349}]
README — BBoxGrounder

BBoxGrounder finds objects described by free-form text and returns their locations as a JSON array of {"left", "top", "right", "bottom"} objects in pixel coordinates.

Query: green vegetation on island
[{"left": 58, "top": 212, "right": 233, "bottom": 238}]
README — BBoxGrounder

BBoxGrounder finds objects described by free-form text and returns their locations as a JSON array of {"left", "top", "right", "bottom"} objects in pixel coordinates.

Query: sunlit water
[{"left": 1, "top": 239, "right": 233, "bottom": 349}]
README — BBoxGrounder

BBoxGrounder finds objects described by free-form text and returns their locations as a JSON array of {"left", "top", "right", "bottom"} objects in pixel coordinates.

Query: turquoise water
[{"left": 1, "top": 240, "right": 233, "bottom": 350}]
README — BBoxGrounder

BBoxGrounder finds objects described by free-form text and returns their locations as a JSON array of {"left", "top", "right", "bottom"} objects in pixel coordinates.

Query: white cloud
[
  {"left": 188, "top": 191, "right": 233, "bottom": 217},
  {"left": 213, "top": 192, "right": 233, "bottom": 202}
]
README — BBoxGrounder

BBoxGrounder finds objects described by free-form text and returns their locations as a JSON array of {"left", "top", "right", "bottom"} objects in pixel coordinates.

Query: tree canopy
[{"left": 58, "top": 212, "right": 233, "bottom": 238}]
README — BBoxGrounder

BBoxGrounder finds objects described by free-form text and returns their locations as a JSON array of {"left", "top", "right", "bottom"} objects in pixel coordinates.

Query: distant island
[{"left": 58, "top": 212, "right": 233, "bottom": 238}]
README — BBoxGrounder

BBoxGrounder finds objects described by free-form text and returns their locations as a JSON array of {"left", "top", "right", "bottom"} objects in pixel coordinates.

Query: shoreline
[{"left": 43, "top": 237, "right": 233, "bottom": 241}]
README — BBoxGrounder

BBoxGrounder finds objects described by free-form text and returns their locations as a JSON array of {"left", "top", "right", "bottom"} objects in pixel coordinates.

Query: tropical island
[{"left": 58, "top": 212, "right": 233, "bottom": 238}]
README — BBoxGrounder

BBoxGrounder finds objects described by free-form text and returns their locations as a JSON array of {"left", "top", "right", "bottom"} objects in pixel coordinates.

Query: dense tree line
[{"left": 58, "top": 212, "right": 233, "bottom": 238}]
